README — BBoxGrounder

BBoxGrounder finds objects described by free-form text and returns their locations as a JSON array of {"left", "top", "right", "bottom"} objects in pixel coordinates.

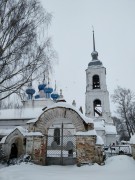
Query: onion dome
[
  {"left": 91, "top": 50, "right": 98, "bottom": 60},
  {"left": 44, "top": 79, "right": 53, "bottom": 93},
  {"left": 44, "top": 86, "right": 53, "bottom": 94},
  {"left": 35, "top": 94, "right": 40, "bottom": 99},
  {"left": 51, "top": 90, "right": 59, "bottom": 100},
  {"left": 44, "top": 81, "right": 53, "bottom": 99},
  {"left": 26, "top": 88, "right": 35, "bottom": 95},
  {"left": 38, "top": 83, "right": 46, "bottom": 91},
  {"left": 26, "top": 82, "right": 35, "bottom": 99},
  {"left": 51, "top": 81, "right": 59, "bottom": 100}
]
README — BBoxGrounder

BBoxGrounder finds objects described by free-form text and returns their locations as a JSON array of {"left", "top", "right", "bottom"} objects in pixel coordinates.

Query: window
[
  {"left": 54, "top": 128, "right": 60, "bottom": 145},
  {"left": 93, "top": 99, "right": 102, "bottom": 117},
  {"left": 93, "top": 75, "right": 100, "bottom": 89}
]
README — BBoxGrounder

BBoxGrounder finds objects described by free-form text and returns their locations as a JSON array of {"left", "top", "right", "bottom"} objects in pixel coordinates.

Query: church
[{"left": 0, "top": 31, "right": 116, "bottom": 165}]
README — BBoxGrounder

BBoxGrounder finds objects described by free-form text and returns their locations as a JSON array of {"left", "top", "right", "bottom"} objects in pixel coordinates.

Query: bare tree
[
  {"left": 112, "top": 116, "right": 129, "bottom": 141},
  {"left": 111, "top": 86, "right": 135, "bottom": 138},
  {"left": 0, "top": 0, "right": 56, "bottom": 102}
]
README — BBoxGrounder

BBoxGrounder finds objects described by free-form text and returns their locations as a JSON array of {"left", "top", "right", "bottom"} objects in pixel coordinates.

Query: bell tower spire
[
  {"left": 86, "top": 30, "right": 112, "bottom": 123},
  {"left": 91, "top": 28, "right": 98, "bottom": 60},
  {"left": 92, "top": 29, "right": 96, "bottom": 51}
]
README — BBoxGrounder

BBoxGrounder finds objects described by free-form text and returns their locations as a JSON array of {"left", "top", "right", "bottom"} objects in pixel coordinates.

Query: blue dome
[
  {"left": 51, "top": 92, "right": 59, "bottom": 100},
  {"left": 35, "top": 94, "right": 40, "bottom": 99},
  {"left": 44, "top": 87, "right": 53, "bottom": 94},
  {"left": 26, "top": 88, "right": 35, "bottom": 95},
  {"left": 38, "top": 83, "right": 46, "bottom": 91}
]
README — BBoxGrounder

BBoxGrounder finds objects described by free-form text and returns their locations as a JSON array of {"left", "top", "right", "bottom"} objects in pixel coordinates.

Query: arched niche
[{"left": 4, "top": 129, "right": 25, "bottom": 158}]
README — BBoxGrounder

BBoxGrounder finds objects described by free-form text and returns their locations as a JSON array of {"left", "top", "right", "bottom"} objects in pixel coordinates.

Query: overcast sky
[{"left": 40, "top": 0, "right": 135, "bottom": 115}]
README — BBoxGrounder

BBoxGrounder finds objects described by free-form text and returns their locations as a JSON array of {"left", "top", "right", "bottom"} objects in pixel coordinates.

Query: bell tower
[{"left": 85, "top": 31, "right": 112, "bottom": 123}]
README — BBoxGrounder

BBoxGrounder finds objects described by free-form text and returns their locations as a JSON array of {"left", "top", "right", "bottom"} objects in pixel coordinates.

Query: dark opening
[
  {"left": 93, "top": 99, "right": 102, "bottom": 117},
  {"left": 10, "top": 143, "right": 18, "bottom": 159},
  {"left": 93, "top": 75, "right": 100, "bottom": 89},
  {"left": 54, "top": 128, "right": 60, "bottom": 145}
]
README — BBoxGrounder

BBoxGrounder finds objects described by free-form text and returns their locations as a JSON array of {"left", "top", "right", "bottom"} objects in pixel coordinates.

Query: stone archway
[
  {"left": 34, "top": 106, "right": 87, "bottom": 165},
  {"left": 35, "top": 107, "right": 86, "bottom": 135}
]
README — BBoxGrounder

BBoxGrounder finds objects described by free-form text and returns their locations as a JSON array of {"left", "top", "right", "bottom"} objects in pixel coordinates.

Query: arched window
[
  {"left": 93, "top": 75, "right": 100, "bottom": 89},
  {"left": 54, "top": 128, "right": 60, "bottom": 145},
  {"left": 93, "top": 99, "right": 102, "bottom": 117}
]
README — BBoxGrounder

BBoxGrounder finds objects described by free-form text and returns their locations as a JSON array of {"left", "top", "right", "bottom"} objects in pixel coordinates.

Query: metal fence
[
  {"left": 104, "top": 145, "right": 132, "bottom": 157},
  {"left": 46, "top": 125, "right": 76, "bottom": 165}
]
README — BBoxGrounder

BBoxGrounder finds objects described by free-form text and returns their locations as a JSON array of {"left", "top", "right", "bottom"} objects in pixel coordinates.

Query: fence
[{"left": 104, "top": 145, "right": 132, "bottom": 157}]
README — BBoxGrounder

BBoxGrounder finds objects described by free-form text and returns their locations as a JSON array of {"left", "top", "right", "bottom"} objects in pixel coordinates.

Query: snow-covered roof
[
  {"left": 25, "top": 132, "right": 43, "bottom": 137},
  {"left": 0, "top": 101, "right": 94, "bottom": 126},
  {"left": 105, "top": 125, "right": 117, "bottom": 135},
  {"left": 0, "top": 129, "right": 13, "bottom": 136},
  {"left": 0, "top": 107, "right": 43, "bottom": 120},
  {"left": 96, "top": 135, "right": 104, "bottom": 145},
  {"left": 15, "top": 126, "right": 28, "bottom": 136},
  {"left": 44, "top": 102, "right": 94, "bottom": 124},
  {"left": 0, "top": 136, "right": 7, "bottom": 144},
  {"left": 0, "top": 126, "right": 28, "bottom": 137},
  {"left": 76, "top": 129, "right": 97, "bottom": 136},
  {"left": 0, "top": 126, "right": 43, "bottom": 144},
  {"left": 94, "top": 120, "right": 105, "bottom": 131},
  {"left": 94, "top": 120, "right": 117, "bottom": 135},
  {"left": 130, "top": 134, "right": 135, "bottom": 144},
  {"left": 27, "top": 102, "right": 94, "bottom": 124},
  {"left": 27, "top": 119, "right": 38, "bottom": 124}
]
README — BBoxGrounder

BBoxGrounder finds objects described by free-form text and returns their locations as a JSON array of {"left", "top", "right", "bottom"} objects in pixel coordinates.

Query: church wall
[
  {"left": 76, "top": 135, "right": 104, "bottom": 165},
  {"left": 22, "top": 98, "right": 54, "bottom": 108},
  {"left": 106, "top": 134, "right": 117, "bottom": 146},
  {"left": 26, "top": 135, "right": 47, "bottom": 165},
  {"left": 95, "top": 130, "right": 106, "bottom": 144},
  {"left": 0, "top": 119, "right": 28, "bottom": 129}
]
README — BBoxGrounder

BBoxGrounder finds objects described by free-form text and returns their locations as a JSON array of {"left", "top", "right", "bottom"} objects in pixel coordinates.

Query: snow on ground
[{"left": 0, "top": 155, "right": 135, "bottom": 180}]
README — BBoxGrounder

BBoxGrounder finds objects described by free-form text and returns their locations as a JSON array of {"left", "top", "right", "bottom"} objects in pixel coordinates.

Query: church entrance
[
  {"left": 46, "top": 123, "right": 76, "bottom": 165},
  {"left": 10, "top": 143, "right": 18, "bottom": 159}
]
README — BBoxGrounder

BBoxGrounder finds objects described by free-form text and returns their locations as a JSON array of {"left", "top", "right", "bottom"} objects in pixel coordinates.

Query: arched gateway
[
  {"left": 34, "top": 106, "right": 86, "bottom": 165},
  {"left": 26, "top": 102, "right": 104, "bottom": 166}
]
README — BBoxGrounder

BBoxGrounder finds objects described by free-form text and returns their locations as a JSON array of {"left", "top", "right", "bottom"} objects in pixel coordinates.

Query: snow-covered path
[{"left": 0, "top": 155, "right": 135, "bottom": 180}]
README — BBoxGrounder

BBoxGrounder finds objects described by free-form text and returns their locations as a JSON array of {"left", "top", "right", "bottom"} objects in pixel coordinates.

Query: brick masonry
[
  {"left": 26, "top": 136, "right": 47, "bottom": 165},
  {"left": 76, "top": 135, "right": 104, "bottom": 165}
]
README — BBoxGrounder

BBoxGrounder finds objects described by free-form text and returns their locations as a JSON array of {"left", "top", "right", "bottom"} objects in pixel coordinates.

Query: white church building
[{"left": 0, "top": 31, "right": 117, "bottom": 165}]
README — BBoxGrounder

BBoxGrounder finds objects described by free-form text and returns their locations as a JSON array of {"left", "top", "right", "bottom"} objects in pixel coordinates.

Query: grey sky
[{"left": 40, "top": 0, "right": 135, "bottom": 114}]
